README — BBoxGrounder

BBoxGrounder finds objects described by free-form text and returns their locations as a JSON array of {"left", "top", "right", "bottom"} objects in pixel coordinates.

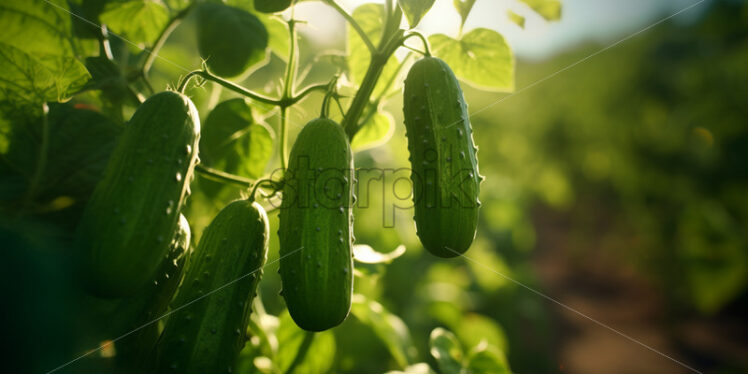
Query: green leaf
[
  {"left": 452, "top": 0, "right": 476, "bottom": 28},
  {"left": 196, "top": 3, "right": 269, "bottom": 78},
  {"left": 201, "top": 98, "right": 274, "bottom": 179},
  {"left": 386, "top": 363, "right": 438, "bottom": 374},
  {"left": 353, "top": 244, "right": 406, "bottom": 264},
  {"left": 397, "top": 0, "right": 435, "bottom": 28},
  {"left": 100, "top": 0, "right": 170, "bottom": 44},
  {"left": 429, "top": 28, "right": 514, "bottom": 92},
  {"left": 0, "top": 43, "right": 90, "bottom": 105},
  {"left": 429, "top": 327, "right": 463, "bottom": 374},
  {"left": 275, "top": 311, "right": 336, "bottom": 374},
  {"left": 464, "top": 343, "right": 511, "bottom": 374},
  {"left": 255, "top": 0, "right": 292, "bottom": 13},
  {"left": 519, "top": 0, "right": 562, "bottom": 21},
  {"left": 454, "top": 314, "right": 508, "bottom": 354},
  {"left": 260, "top": 15, "right": 290, "bottom": 61},
  {"left": 347, "top": 3, "right": 400, "bottom": 98},
  {"left": 0, "top": 0, "right": 90, "bottom": 105},
  {"left": 351, "top": 294, "right": 417, "bottom": 367},
  {"left": 351, "top": 110, "right": 394, "bottom": 152},
  {"left": 0, "top": 0, "right": 74, "bottom": 55},
  {"left": 69, "top": 0, "right": 109, "bottom": 39},
  {"left": 0, "top": 102, "right": 121, "bottom": 209},
  {"left": 507, "top": 10, "right": 525, "bottom": 28}
]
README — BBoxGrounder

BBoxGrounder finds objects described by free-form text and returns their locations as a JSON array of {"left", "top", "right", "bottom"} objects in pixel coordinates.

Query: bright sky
[{"left": 294, "top": 0, "right": 710, "bottom": 60}]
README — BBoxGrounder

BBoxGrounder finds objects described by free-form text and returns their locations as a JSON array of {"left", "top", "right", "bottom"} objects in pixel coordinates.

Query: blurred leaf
[
  {"left": 354, "top": 244, "right": 406, "bottom": 264},
  {"left": 83, "top": 56, "right": 132, "bottom": 106},
  {"left": 507, "top": 10, "right": 525, "bottom": 28},
  {"left": 351, "top": 294, "right": 417, "bottom": 367},
  {"left": 464, "top": 343, "right": 510, "bottom": 374},
  {"left": 386, "top": 363, "right": 438, "bottom": 374},
  {"left": 677, "top": 201, "right": 748, "bottom": 314},
  {"left": 519, "top": 0, "right": 562, "bottom": 21},
  {"left": 0, "top": 103, "right": 121, "bottom": 210},
  {"left": 398, "top": 0, "right": 436, "bottom": 28},
  {"left": 255, "top": 0, "right": 292, "bottom": 13},
  {"left": 260, "top": 15, "right": 290, "bottom": 61},
  {"left": 100, "top": 0, "right": 170, "bottom": 44},
  {"left": 351, "top": 110, "right": 395, "bottom": 152},
  {"left": 429, "top": 28, "right": 514, "bottom": 92},
  {"left": 69, "top": 0, "right": 108, "bottom": 39},
  {"left": 452, "top": 0, "right": 476, "bottom": 28},
  {"left": 275, "top": 311, "right": 336, "bottom": 374},
  {"left": 429, "top": 327, "right": 463, "bottom": 374},
  {"left": 454, "top": 314, "right": 508, "bottom": 354},
  {"left": 347, "top": 3, "right": 401, "bottom": 98},
  {"left": 196, "top": 2, "right": 269, "bottom": 77},
  {"left": 201, "top": 99, "right": 274, "bottom": 179},
  {"left": 466, "top": 238, "right": 511, "bottom": 291}
]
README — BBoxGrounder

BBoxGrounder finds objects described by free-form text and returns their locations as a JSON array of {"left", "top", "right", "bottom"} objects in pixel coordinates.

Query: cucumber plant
[{"left": 2, "top": 0, "right": 526, "bottom": 372}]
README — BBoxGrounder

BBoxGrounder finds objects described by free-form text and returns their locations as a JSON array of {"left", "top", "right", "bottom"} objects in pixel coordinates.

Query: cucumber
[
  {"left": 403, "top": 57, "right": 482, "bottom": 258},
  {"left": 75, "top": 91, "right": 200, "bottom": 297},
  {"left": 278, "top": 118, "right": 354, "bottom": 331},
  {"left": 155, "top": 200, "right": 269, "bottom": 373}
]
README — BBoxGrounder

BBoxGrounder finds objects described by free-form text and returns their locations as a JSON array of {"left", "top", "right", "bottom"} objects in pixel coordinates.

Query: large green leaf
[
  {"left": 100, "top": 0, "right": 170, "bottom": 44},
  {"left": 351, "top": 294, "right": 417, "bottom": 367},
  {"left": 0, "top": 0, "right": 73, "bottom": 55},
  {"left": 464, "top": 344, "right": 511, "bottom": 374},
  {"left": 0, "top": 0, "right": 90, "bottom": 105},
  {"left": 275, "top": 311, "right": 336, "bottom": 374},
  {"left": 347, "top": 3, "right": 400, "bottom": 98},
  {"left": 428, "top": 327, "right": 463, "bottom": 374},
  {"left": 429, "top": 28, "right": 514, "bottom": 92},
  {"left": 255, "top": 0, "right": 293, "bottom": 13},
  {"left": 453, "top": 314, "right": 508, "bottom": 354},
  {"left": 0, "top": 103, "right": 121, "bottom": 210},
  {"left": 398, "top": 0, "right": 435, "bottom": 28},
  {"left": 351, "top": 110, "right": 394, "bottom": 152},
  {"left": 0, "top": 43, "right": 90, "bottom": 105},
  {"left": 201, "top": 98, "right": 274, "bottom": 179},
  {"left": 519, "top": 0, "right": 562, "bottom": 21}
]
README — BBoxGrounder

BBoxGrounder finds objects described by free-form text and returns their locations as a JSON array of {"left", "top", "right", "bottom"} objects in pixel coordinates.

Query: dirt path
[{"left": 531, "top": 205, "right": 693, "bottom": 374}]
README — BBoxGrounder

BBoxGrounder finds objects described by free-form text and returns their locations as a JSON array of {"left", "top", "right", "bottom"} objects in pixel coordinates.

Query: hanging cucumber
[
  {"left": 403, "top": 57, "right": 483, "bottom": 258},
  {"left": 155, "top": 200, "right": 269, "bottom": 373},
  {"left": 278, "top": 118, "right": 354, "bottom": 331},
  {"left": 75, "top": 91, "right": 200, "bottom": 297}
]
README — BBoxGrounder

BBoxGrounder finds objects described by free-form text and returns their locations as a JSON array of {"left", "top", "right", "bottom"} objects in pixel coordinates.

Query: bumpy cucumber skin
[
  {"left": 279, "top": 118, "right": 354, "bottom": 332},
  {"left": 155, "top": 200, "right": 269, "bottom": 373},
  {"left": 75, "top": 91, "right": 200, "bottom": 297},
  {"left": 403, "top": 57, "right": 482, "bottom": 258},
  {"left": 114, "top": 214, "right": 192, "bottom": 370}
]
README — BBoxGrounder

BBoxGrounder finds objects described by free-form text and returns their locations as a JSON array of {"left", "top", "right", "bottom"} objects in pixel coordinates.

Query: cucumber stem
[
  {"left": 325, "top": 0, "right": 376, "bottom": 54},
  {"left": 195, "top": 164, "right": 253, "bottom": 188}
]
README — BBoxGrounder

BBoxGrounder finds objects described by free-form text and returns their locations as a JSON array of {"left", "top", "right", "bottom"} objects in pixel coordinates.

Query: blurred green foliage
[{"left": 1, "top": 1, "right": 747, "bottom": 373}]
